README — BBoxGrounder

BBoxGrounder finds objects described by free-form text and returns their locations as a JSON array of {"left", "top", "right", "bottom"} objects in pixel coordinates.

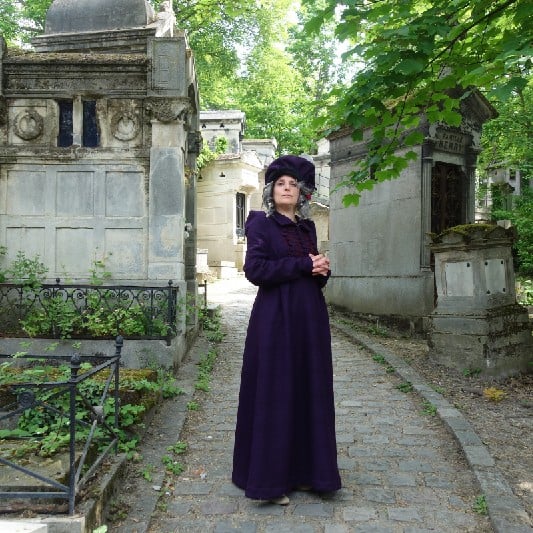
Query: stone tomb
[{"left": 429, "top": 224, "right": 532, "bottom": 377}]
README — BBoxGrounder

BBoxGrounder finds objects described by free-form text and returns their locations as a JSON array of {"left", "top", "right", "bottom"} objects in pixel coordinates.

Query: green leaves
[
  {"left": 395, "top": 57, "right": 427, "bottom": 76},
  {"left": 308, "top": 0, "right": 530, "bottom": 205}
]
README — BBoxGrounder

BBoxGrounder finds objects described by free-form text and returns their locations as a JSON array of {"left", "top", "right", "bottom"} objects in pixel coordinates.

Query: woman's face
[{"left": 273, "top": 175, "right": 299, "bottom": 211}]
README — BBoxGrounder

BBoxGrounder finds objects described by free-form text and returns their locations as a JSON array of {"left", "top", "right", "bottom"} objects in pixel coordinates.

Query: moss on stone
[{"left": 430, "top": 223, "right": 514, "bottom": 244}]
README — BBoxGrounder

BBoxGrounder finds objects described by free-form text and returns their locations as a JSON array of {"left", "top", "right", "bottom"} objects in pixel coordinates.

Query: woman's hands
[{"left": 309, "top": 253, "right": 330, "bottom": 276}]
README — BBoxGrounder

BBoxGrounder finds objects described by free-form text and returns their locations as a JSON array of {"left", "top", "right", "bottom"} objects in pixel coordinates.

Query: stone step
[{"left": 0, "top": 521, "right": 48, "bottom": 533}]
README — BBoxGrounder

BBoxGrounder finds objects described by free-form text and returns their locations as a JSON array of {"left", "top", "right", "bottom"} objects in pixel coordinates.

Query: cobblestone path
[{"left": 145, "top": 277, "right": 491, "bottom": 533}]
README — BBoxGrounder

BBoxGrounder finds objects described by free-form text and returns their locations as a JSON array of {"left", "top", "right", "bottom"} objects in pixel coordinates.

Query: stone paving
[{"left": 140, "top": 276, "right": 495, "bottom": 533}]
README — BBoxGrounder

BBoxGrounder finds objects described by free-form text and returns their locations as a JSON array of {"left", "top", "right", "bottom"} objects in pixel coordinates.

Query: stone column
[
  {"left": 72, "top": 95, "right": 82, "bottom": 146},
  {"left": 145, "top": 36, "right": 190, "bottom": 282},
  {"left": 0, "top": 35, "right": 5, "bottom": 97},
  {"left": 0, "top": 37, "right": 6, "bottom": 129},
  {"left": 184, "top": 131, "right": 201, "bottom": 284},
  {"left": 146, "top": 98, "right": 190, "bottom": 281},
  {"left": 464, "top": 147, "right": 479, "bottom": 223},
  {"left": 420, "top": 140, "right": 434, "bottom": 270}
]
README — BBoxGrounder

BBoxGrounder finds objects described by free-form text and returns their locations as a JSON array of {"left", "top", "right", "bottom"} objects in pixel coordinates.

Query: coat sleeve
[
  {"left": 243, "top": 213, "right": 313, "bottom": 287},
  {"left": 314, "top": 268, "right": 330, "bottom": 289},
  {"left": 307, "top": 220, "right": 330, "bottom": 289}
]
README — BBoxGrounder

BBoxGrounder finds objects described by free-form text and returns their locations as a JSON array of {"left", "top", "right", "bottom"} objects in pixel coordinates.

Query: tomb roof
[{"left": 44, "top": 0, "right": 155, "bottom": 34}]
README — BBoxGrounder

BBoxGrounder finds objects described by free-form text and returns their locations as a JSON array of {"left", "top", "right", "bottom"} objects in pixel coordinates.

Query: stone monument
[
  {"left": 326, "top": 90, "right": 497, "bottom": 330},
  {"left": 0, "top": 0, "right": 201, "bottom": 366},
  {"left": 429, "top": 224, "right": 532, "bottom": 377},
  {"left": 0, "top": 0, "right": 200, "bottom": 284}
]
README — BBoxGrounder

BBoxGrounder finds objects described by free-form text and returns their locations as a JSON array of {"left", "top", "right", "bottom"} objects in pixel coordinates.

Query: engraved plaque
[
  {"left": 485, "top": 258, "right": 507, "bottom": 294},
  {"left": 150, "top": 39, "right": 185, "bottom": 95},
  {"left": 444, "top": 261, "right": 474, "bottom": 296}
]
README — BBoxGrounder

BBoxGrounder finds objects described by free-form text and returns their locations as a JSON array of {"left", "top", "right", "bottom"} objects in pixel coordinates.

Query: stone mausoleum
[
  {"left": 326, "top": 91, "right": 498, "bottom": 328},
  {"left": 0, "top": 0, "right": 200, "bottom": 284},
  {"left": 0, "top": 0, "right": 201, "bottom": 366}
]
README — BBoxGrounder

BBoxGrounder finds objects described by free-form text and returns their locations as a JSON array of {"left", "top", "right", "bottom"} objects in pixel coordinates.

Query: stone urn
[{"left": 428, "top": 224, "right": 532, "bottom": 377}]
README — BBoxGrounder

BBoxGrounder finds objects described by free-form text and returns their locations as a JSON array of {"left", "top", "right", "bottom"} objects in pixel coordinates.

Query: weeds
[
  {"left": 0, "top": 252, "right": 175, "bottom": 339},
  {"left": 483, "top": 387, "right": 506, "bottom": 402},
  {"left": 366, "top": 323, "right": 390, "bottom": 337},
  {"left": 463, "top": 367, "right": 482, "bottom": 377},
  {"left": 421, "top": 401, "right": 437, "bottom": 416},
  {"left": 167, "top": 441, "right": 187, "bottom": 455},
  {"left": 162, "top": 455, "right": 185, "bottom": 475},
  {"left": 0, "top": 364, "right": 182, "bottom": 458},
  {"left": 396, "top": 381, "right": 413, "bottom": 393},
  {"left": 372, "top": 354, "right": 395, "bottom": 373},
  {"left": 473, "top": 494, "right": 488, "bottom": 515},
  {"left": 142, "top": 464, "right": 154, "bottom": 482},
  {"left": 106, "top": 498, "right": 130, "bottom": 522},
  {"left": 195, "top": 348, "right": 218, "bottom": 392}
]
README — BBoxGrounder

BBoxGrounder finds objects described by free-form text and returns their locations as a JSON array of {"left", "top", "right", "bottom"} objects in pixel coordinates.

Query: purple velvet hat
[{"left": 265, "top": 155, "right": 315, "bottom": 189}]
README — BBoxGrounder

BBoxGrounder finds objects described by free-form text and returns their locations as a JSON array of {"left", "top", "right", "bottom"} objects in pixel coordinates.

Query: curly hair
[{"left": 262, "top": 180, "right": 313, "bottom": 220}]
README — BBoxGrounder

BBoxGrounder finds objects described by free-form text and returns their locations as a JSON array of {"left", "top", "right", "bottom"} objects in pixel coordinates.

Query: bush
[{"left": 493, "top": 189, "right": 533, "bottom": 275}]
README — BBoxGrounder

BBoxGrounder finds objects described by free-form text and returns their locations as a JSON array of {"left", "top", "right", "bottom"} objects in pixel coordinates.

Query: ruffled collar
[{"left": 271, "top": 211, "right": 311, "bottom": 232}]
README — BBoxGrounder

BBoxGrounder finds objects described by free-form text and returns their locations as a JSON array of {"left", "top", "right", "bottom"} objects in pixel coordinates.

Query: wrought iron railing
[
  {"left": 0, "top": 279, "right": 179, "bottom": 345},
  {"left": 0, "top": 336, "right": 123, "bottom": 515}
]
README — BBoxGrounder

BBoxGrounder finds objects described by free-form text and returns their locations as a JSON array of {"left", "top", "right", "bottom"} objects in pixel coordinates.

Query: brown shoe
[
  {"left": 297, "top": 485, "right": 312, "bottom": 491},
  {"left": 269, "top": 495, "right": 290, "bottom": 505}
]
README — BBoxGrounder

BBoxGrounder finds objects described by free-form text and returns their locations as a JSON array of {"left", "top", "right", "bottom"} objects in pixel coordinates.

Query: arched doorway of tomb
[
  {"left": 431, "top": 162, "right": 467, "bottom": 236},
  {"left": 430, "top": 161, "right": 468, "bottom": 303}
]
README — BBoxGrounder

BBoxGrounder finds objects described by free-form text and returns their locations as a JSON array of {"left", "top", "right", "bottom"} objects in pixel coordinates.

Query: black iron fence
[
  {"left": 0, "top": 280, "right": 179, "bottom": 345},
  {"left": 0, "top": 337, "right": 123, "bottom": 514}
]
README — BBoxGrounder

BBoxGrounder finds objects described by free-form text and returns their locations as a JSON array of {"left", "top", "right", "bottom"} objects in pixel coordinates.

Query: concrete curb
[
  {"left": 105, "top": 333, "right": 213, "bottom": 533},
  {"left": 331, "top": 319, "right": 533, "bottom": 533}
]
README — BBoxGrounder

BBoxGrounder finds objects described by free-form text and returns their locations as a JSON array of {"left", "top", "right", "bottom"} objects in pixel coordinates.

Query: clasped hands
[{"left": 309, "top": 253, "right": 330, "bottom": 276}]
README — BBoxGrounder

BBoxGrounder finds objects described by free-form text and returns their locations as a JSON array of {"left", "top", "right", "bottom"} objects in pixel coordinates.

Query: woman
[{"left": 232, "top": 155, "right": 341, "bottom": 505}]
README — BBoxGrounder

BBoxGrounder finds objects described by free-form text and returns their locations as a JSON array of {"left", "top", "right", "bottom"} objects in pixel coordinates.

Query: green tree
[
  {"left": 0, "top": 0, "right": 51, "bottom": 45},
  {"left": 476, "top": 78, "right": 532, "bottom": 275},
  {"left": 305, "top": 0, "right": 532, "bottom": 205},
  {"left": 288, "top": 0, "right": 350, "bottom": 105},
  {"left": 493, "top": 190, "right": 533, "bottom": 275},
  {"left": 168, "top": 0, "right": 281, "bottom": 110},
  {"left": 236, "top": 44, "right": 314, "bottom": 154},
  {"left": 478, "top": 79, "right": 533, "bottom": 180},
  {"left": 231, "top": 0, "right": 318, "bottom": 154}
]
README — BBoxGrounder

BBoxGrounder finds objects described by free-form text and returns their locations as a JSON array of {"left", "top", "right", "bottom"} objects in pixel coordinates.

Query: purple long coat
[{"left": 232, "top": 210, "right": 341, "bottom": 500}]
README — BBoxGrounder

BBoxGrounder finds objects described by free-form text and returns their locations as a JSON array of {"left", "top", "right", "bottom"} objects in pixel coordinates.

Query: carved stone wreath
[
  {"left": 111, "top": 111, "right": 140, "bottom": 141},
  {"left": 13, "top": 108, "right": 44, "bottom": 140},
  {"left": 145, "top": 98, "right": 190, "bottom": 123}
]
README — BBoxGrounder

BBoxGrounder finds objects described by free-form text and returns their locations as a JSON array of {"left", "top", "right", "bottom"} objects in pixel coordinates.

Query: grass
[
  {"left": 421, "top": 401, "right": 437, "bottom": 416},
  {"left": 473, "top": 494, "right": 488, "bottom": 515},
  {"left": 396, "top": 381, "right": 413, "bottom": 393}
]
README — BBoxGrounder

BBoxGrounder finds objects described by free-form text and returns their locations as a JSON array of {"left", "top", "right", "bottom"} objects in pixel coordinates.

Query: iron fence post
[
  {"left": 51, "top": 278, "right": 61, "bottom": 338},
  {"left": 166, "top": 280, "right": 174, "bottom": 346},
  {"left": 68, "top": 353, "right": 81, "bottom": 515},
  {"left": 114, "top": 336, "right": 123, "bottom": 452}
]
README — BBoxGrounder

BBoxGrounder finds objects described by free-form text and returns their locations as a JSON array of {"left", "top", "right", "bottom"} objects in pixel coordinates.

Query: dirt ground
[{"left": 331, "top": 309, "right": 533, "bottom": 522}]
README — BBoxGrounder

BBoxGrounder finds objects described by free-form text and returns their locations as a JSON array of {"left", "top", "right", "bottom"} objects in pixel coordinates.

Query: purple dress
[{"left": 232, "top": 210, "right": 341, "bottom": 500}]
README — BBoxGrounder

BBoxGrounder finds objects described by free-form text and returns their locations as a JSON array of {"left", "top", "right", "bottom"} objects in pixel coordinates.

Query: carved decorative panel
[
  {"left": 6, "top": 171, "right": 46, "bottom": 215},
  {"left": 13, "top": 109, "right": 44, "bottom": 140}
]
